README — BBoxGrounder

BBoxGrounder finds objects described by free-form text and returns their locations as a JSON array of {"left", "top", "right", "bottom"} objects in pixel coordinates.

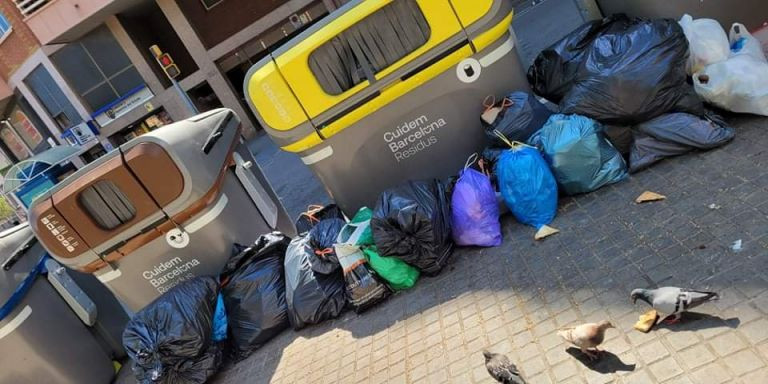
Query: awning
[{"left": 2, "top": 145, "right": 83, "bottom": 195}]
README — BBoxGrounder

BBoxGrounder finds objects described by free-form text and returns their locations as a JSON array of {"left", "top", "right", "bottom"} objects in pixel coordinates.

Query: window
[
  {"left": 79, "top": 180, "right": 136, "bottom": 230},
  {"left": 0, "top": 11, "right": 11, "bottom": 39},
  {"left": 13, "top": 0, "right": 50, "bottom": 17},
  {"left": 308, "top": 0, "right": 430, "bottom": 95},
  {"left": 24, "top": 65, "right": 82, "bottom": 130},
  {"left": 8, "top": 105, "right": 44, "bottom": 150},
  {"left": 52, "top": 25, "right": 144, "bottom": 112}
]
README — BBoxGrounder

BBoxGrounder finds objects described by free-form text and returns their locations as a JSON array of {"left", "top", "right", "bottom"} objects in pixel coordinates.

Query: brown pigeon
[{"left": 557, "top": 320, "right": 614, "bottom": 360}]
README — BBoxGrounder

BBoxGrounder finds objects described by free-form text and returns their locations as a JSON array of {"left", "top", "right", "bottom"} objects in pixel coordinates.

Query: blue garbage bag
[
  {"left": 451, "top": 167, "right": 502, "bottom": 247},
  {"left": 496, "top": 143, "right": 558, "bottom": 229},
  {"left": 529, "top": 114, "right": 628, "bottom": 195},
  {"left": 212, "top": 293, "right": 228, "bottom": 343}
]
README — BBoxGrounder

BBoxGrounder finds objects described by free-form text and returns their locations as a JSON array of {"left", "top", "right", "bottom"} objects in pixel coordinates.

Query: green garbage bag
[{"left": 337, "top": 208, "right": 419, "bottom": 291}]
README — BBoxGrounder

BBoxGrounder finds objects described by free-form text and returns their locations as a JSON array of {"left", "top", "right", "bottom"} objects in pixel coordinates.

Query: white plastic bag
[
  {"left": 679, "top": 14, "right": 730, "bottom": 74},
  {"left": 694, "top": 54, "right": 768, "bottom": 116},
  {"left": 729, "top": 22, "right": 768, "bottom": 63}
]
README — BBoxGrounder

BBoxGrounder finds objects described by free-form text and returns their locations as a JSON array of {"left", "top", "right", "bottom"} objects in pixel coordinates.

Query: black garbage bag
[
  {"left": 603, "top": 125, "right": 633, "bottom": 157},
  {"left": 295, "top": 204, "right": 345, "bottom": 234},
  {"left": 221, "top": 233, "right": 291, "bottom": 361},
  {"left": 372, "top": 179, "right": 453, "bottom": 276},
  {"left": 335, "top": 243, "right": 391, "bottom": 313},
  {"left": 284, "top": 236, "right": 347, "bottom": 330},
  {"left": 123, "top": 277, "right": 222, "bottom": 384},
  {"left": 307, "top": 218, "right": 345, "bottom": 275},
  {"left": 628, "top": 112, "right": 735, "bottom": 173},
  {"left": 560, "top": 17, "right": 704, "bottom": 124},
  {"left": 480, "top": 147, "right": 505, "bottom": 189},
  {"left": 528, "top": 14, "right": 634, "bottom": 102},
  {"left": 483, "top": 92, "right": 553, "bottom": 145}
]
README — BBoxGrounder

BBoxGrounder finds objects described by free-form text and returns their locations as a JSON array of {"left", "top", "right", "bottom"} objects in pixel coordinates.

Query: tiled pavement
[{"left": 214, "top": 115, "right": 768, "bottom": 384}]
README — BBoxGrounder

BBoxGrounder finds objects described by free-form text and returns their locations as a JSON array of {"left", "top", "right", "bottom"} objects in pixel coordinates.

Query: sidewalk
[{"left": 217, "top": 115, "right": 768, "bottom": 384}]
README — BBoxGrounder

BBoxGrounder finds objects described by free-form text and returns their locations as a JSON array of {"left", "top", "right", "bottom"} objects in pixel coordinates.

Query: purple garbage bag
[{"left": 451, "top": 168, "right": 502, "bottom": 247}]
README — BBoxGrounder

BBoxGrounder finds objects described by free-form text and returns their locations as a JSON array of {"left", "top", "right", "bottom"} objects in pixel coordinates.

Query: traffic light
[
  {"left": 149, "top": 45, "right": 181, "bottom": 80},
  {"left": 158, "top": 53, "right": 181, "bottom": 79}
]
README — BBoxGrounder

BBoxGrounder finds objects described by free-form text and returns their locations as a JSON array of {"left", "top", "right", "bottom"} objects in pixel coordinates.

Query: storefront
[{"left": 108, "top": 108, "right": 174, "bottom": 147}]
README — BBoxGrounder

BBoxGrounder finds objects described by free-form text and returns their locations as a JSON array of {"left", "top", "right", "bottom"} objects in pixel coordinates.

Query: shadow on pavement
[
  {"left": 566, "top": 347, "right": 636, "bottom": 374},
  {"left": 211, "top": 328, "right": 301, "bottom": 384},
  {"left": 653, "top": 312, "right": 740, "bottom": 332}
]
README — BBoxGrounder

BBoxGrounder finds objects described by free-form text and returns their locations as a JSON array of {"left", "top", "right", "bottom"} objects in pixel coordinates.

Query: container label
[
  {"left": 142, "top": 257, "right": 201, "bottom": 294},
  {"left": 383, "top": 114, "right": 447, "bottom": 162},
  {"left": 40, "top": 215, "right": 80, "bottom": 253}
]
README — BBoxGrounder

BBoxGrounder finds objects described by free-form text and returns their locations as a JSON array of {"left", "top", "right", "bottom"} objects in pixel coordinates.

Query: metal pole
[{"left": 172, "top": 77, "right": 199, "bottom": 115}]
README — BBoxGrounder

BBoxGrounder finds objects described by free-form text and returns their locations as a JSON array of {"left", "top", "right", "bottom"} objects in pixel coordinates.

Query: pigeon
[
  {"left": 483, "top": 350, "right": 526, "bottom": 384},
  {"left": 631, "top": 287, "right": 719, "bottom": 324},
  {"left": 557, "top": 320, "right": 614, "bottom": 360}
]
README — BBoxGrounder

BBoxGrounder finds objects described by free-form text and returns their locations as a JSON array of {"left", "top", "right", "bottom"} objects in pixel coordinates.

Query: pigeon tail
[
  {"left": 557, "top": 329, "right": 574, "bottom": 343},
  {"left": 688, "top": 290, "right": 720, "bottom": 303}
]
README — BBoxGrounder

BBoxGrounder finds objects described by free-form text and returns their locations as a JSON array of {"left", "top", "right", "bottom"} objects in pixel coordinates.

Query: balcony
[{"left": 17, "top": 0, "right": 145, "bottom": 45}]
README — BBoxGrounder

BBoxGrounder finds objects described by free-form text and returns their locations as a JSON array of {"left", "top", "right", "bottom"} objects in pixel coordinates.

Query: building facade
[
  {"left": 0, "top": 0, "right": 348, "bottom": 166},
  {"left": 0, "top": 0, "right": 55, "bottom": 167}
]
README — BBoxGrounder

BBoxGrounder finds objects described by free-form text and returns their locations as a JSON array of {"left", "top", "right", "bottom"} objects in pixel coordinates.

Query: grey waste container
[
  {"left": 596, "top": 0, "right": 768, "bottom": 30},
  {"left": 244, "top": 0, "right": 530, "bottom": 215},
  {"left": 0, "top": 224, "right": 115, "bottom": 384},
  {"left": 28, "top": 109, "right": 293, "bottom": 312}
]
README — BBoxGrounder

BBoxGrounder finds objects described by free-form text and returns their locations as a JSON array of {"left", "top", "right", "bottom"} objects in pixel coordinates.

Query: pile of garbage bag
[
  {"left": 680, "top": 15, "right": 768, "bottom": 116},
  {"left": 123, "top": 277, "right": 223, "bottom": 384},
  {"left": 372, "top": 179, "right": 453, "bottom": 276},
  {"left": 526, "top": 14, "right": 739, "bottom": 174},
  {"left": 221, "top": 233, "right": 291, "bottom": 361},
  {"left": 338, "top": 207, "right": 419, "bottom": 291},
  {"left": 528, "top": 114, "right": 628, "bottom": 195}
]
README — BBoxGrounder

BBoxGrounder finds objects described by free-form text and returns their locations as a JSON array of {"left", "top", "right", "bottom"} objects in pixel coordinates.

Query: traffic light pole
[
  {"left": 172, "top": 77, "right": 199, "bottom": 116},
  {"left": 148, "top": 46, "right": 198, "bottom": 117}
]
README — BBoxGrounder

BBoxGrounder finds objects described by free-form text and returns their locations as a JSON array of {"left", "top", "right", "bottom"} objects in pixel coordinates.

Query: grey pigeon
[
  {"left": 557, "top": 320, "right": 614, "bottom": 360},
  {"left": 631, "top": 287, "right": 719, "bottom": 323},
  {"left": 483, "top": 350, "right": 525, "bottom": 384}
]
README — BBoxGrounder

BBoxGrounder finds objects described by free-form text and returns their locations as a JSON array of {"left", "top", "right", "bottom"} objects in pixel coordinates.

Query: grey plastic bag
[{"left": 628, "top": 113, "right": 735, "bottom": 172}]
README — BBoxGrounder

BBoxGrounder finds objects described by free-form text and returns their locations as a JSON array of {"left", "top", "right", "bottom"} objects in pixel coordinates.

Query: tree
[{"left": 0, "top": 196, "right": 17, "bottom": 220}]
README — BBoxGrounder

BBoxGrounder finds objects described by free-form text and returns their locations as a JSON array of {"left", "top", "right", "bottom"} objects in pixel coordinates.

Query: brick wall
[{"left": 0, "top": 0, "right": 41, "bottom": 81}]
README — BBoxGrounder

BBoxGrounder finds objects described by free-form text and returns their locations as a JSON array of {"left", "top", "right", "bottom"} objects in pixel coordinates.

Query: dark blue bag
[{"left": 483, "top": 91, "right": 553, "bottom": 146}]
